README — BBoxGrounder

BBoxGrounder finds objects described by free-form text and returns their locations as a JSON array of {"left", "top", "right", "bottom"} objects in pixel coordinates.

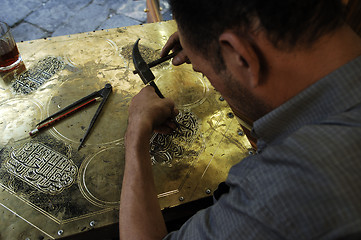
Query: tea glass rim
[{"left": 0, "top": 21, "right": 11, "bottom": 37}]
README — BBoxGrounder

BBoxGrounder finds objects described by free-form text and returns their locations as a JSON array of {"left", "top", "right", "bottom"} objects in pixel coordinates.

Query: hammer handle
[{"left": 133, "top": 50, "right": 180, "bottom": 74}]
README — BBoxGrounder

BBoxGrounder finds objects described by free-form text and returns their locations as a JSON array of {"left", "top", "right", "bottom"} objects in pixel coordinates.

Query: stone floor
[{"left": 0, "top": 0, "right": 172, "bottom": 42}]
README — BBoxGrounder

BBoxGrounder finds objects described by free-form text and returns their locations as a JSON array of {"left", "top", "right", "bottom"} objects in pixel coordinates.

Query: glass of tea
[{"left": 0, "top": 21, "right": 23, "bottom": 73}]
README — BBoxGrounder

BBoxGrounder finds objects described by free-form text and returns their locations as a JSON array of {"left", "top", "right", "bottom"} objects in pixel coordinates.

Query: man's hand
[
  {"left": 127, "top": 86, "right": 179, "bottom": 136},
  {"left": 120, "top": 86, "right": 178, "bottom": 240},
  {"left": 160, "top": 31, "right": 191, "bottom": 66}
]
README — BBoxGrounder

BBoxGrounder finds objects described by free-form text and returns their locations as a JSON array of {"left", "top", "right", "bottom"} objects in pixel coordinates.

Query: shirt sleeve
[{"left": 163, "top": 183, "right": 284, "bottom": 240}]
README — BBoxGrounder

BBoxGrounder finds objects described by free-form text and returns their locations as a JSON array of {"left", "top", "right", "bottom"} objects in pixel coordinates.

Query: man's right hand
[
  {"left": 127, "top": 86, "right": 179, "bottom": 138},
  {"left": 160, "top": 31, "right": 191, "bottom": 66}
]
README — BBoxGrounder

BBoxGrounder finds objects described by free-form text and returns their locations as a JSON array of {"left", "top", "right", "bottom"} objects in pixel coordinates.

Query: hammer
[
  {"left": 132, "top": 38, "right": 179, "bottom": 98},
  {"left": 132, "top": 38, "right": 181, "bottom": 130}
]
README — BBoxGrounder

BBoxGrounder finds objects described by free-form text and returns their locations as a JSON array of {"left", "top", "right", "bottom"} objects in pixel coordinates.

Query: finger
[
  {"left": 142, "top": 85, "right": 161, "bottom": 100},
  {"left": 154, "top": 123, "right": 175, "bottom": 134},
  {"left": 166, "top": 120, "right": 177, "bottom": 130},
  {"left": 172, "top": 108, "right": 179, "bottom": 117},
  {"left": 172, "top": 51, "right": 190, "bottom": 66},
  {"left": 160, "top": 32, "right": 180, "bottom": 57}
]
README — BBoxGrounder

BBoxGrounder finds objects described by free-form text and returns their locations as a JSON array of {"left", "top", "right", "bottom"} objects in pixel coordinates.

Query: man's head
[
  {"left": 170, "top": 0, "right": 344, "bottom": 69},
  {"left": 170, "top": 0, "right": 346, "bottom": 122}
]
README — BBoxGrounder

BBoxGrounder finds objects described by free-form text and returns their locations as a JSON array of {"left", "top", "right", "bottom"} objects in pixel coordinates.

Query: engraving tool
[
  {"left": 29, "top": 83, "right": 112, "bottom": 150},
  {"left": 132, "top": 38, "right": 181, "bottom": 131}
]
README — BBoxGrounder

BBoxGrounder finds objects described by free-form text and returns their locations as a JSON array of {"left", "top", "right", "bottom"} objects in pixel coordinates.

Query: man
[{"left": 119, "top": 0, "right": 361, "bottom": 239}]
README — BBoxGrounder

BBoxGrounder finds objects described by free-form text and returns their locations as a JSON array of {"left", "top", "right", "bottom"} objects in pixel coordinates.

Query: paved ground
[{"left": 1, "top": 0, "right": 172, "bottom": 42}]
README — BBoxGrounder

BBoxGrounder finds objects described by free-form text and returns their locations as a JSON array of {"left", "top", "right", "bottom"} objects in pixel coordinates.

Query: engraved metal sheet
[
  {"left": 0, "top": 21, "right": 252, "bottom": 239},
  {"left": 150, "top": 111, "right": 201, "bottom": 165},
  {"left": 5, "top": 142, "right": 77, "bottom": 195},
  {"left": 12, "top": 57, "right": 65, "bottom": 94}
]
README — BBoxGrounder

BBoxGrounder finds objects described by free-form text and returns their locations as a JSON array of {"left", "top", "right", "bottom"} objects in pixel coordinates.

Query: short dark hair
[{"left": 170, "top": 0, "right": 345, "bottom": 63}]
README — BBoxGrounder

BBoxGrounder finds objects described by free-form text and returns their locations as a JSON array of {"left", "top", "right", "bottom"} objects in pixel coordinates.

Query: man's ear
[{"left": 219, "top": 31, "right": 260, "bottom": 88}]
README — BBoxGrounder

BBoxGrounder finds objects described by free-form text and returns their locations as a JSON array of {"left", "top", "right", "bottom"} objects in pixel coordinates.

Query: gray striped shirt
[{"left": 165, "top": 56, "right": 361, "bottom": 239}]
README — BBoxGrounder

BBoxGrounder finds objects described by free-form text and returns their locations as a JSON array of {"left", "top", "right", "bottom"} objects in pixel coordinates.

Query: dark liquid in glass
[{"left": 0, "top": 45, "right": 20, "bottom": 68}]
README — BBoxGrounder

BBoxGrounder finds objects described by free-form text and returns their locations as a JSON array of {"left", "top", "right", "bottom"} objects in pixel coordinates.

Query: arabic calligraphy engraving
[
  {"left": 150, "top": 112, "right": 199, "bottom": 165},
  {"left": 4, "top": 142, "right": 77, "bottom": 194},
  {"left": 12, "top": 56, "right": 65, "bottom": 94}
]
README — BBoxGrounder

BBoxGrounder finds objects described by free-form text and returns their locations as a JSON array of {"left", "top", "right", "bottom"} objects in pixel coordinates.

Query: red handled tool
[{"left": 30, "top": 83, "right": 112, "bottom": 150}]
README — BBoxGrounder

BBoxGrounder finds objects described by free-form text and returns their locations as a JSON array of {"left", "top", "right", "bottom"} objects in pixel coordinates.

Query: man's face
[
  {"left": 178, "top": 31, "right": 269, "bottom": 122},
  {"left": 178, "top": 32, "right": 233, "bottom": 102}
]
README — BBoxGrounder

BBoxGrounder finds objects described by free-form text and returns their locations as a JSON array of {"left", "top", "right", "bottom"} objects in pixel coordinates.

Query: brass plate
[{"left": 0, "top": 21, "right": 252, "bottom": 239}]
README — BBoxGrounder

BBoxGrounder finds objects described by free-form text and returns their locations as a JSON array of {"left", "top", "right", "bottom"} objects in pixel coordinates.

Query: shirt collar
[{"left": 252, "top": 56, "right": 361, "bottom": 147}]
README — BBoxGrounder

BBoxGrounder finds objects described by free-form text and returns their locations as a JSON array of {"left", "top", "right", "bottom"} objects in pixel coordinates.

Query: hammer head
[{"left": 132, "top": 38, "right": 155, "bottom": 85}]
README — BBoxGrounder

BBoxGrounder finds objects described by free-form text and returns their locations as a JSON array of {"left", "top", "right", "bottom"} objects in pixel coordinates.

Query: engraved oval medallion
[
  {"left": 150, "top": 111, "right": 202, "bottom": 165},
  {"left": 4, "top": 142, "right": 77, "bottom": 195},
  {"left": 11, "top": 56, "right": 65, "bottom": 94},
  {"left": 78, "top": 147, "right": 125, "bottom": 207}
]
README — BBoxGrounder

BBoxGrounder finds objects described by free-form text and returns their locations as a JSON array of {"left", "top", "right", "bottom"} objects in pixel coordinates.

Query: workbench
[{"left": 0, "top": 21, "right": 252, "bottom": 239}]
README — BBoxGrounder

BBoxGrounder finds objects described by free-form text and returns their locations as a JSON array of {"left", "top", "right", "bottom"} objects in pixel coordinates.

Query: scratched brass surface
[{"left": 0, "top": 21, "right": 252, "bottom": 239}]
